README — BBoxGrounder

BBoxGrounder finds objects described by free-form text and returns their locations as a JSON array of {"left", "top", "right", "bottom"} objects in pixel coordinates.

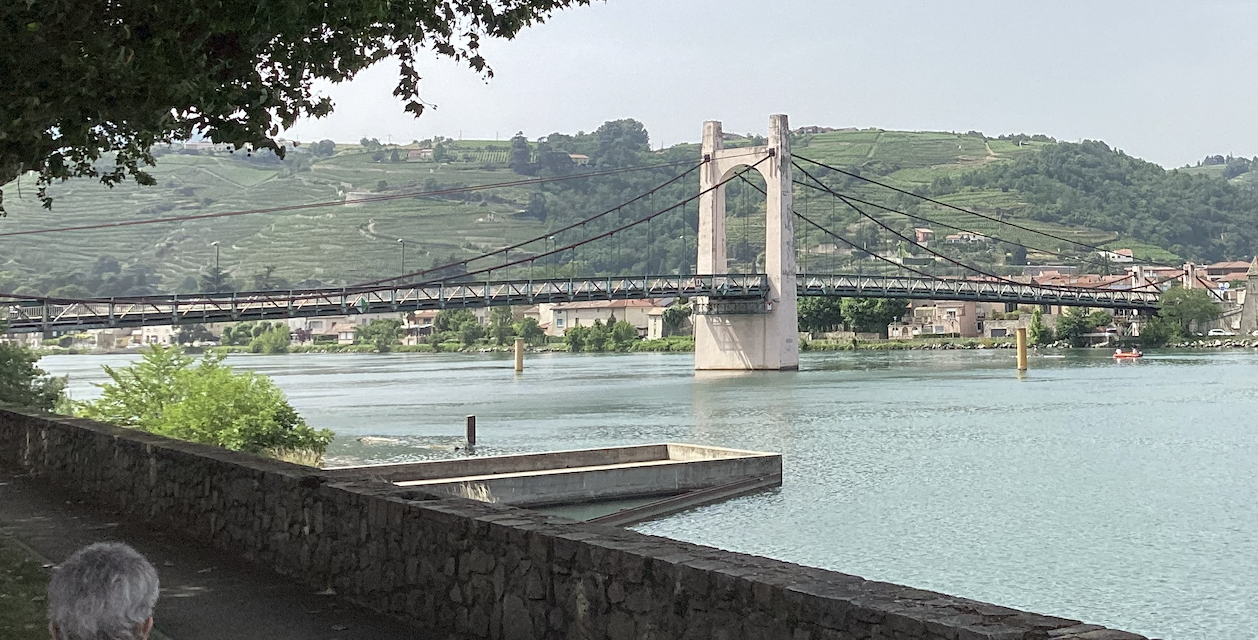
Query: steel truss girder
[
  {"left": 797, "top": 275, "right": 1161, "bottom": 311},
  {"left": 2, "top": 275, "right": 768, "bottom": 333}
]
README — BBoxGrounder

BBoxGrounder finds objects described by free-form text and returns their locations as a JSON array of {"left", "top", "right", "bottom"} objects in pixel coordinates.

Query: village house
[
  {"left": 887, "top": 300, "right": 981, "bottom": 339},
  {"left": 285, "top": 313, "right": 407, "bottom": 345},
  {"left": 538, "top": 299, "right": 662, "bottom": 337},
  {"left": 1204, "top": 260, "right": 1251, "bottom": 282},
  {"left": 913, "top": 228, "right": 935, "bottom": 245},
  {"left": 1095, "top": 249, "right": 1135, "bottom": 264},
  {"left": 568, "top": 154, "right": 590, "bottom": 166},
  {"left": 943, "top": 232, "right": 990, "bottom": 244},
  {"left": 141, "top": 325, "right": 178, "bottom": 345},
  {"left": 407, "top": 148, "right": 434, "bottom": 161},
  {"left": 402, "top": 310, "right": 440, "bottom": 345}
]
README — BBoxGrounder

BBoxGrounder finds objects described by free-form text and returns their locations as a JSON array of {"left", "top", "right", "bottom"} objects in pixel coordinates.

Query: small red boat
[{"left": 1113, "top": 349, "right": 1143, "bottom": 359}]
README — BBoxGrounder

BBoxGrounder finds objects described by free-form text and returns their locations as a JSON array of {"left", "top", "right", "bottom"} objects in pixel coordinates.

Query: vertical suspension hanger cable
[
  {"left": 801, "top": 174, "right": 809, "bottom": 276},
  {"left": 647, "top": 190, "right": 654, "bottom": 279}
]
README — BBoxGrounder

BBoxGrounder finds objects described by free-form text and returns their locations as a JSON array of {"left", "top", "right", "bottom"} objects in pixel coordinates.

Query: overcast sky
[{"left": 285, "top": 0, "right": 1258, "bottom": 168}]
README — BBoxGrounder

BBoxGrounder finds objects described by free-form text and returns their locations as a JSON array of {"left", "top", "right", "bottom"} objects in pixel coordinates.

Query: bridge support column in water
[{"left": 694, "top": 115, "right": 799, "bottom": 370}]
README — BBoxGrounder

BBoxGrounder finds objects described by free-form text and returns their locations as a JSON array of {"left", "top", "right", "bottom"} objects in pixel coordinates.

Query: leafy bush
[
  {"left": 563, "top": 320, "right": 639, "bottom": 352},
  {"left": 249, "top": 325, "right": 291, "bottom": 354},
  {"left": 355, "top": 318, "right": 402, "bottom": 352},
  {"left": 460, "top": 322, "right": 485, "bottom": 346},
  {"left": 513, "top": 317, "right": 546, "bottom": 345},
  {"left": 1054, "top": 308, "right": 1093, "bottom": 347},
  {"left": 1028, "top": 308, "right": 1055, "bottom": 345},
  {"left": 610, "top": 320, "right": 639, "bottom": 350},
  {"left": 0, "top": 344, "right": 67, "bottom": 412},
  {"left": 76, "top": 346, "right": 332, "bottom": 463},
  {"left": 564, "top": 325, "right": 588, "bottom": 352},
  {"left": 1139, "top": 316, "right": 1179, "bottom": 347},
  {"left": 488, "top": 307, "right": 516, "bottom": 345}
]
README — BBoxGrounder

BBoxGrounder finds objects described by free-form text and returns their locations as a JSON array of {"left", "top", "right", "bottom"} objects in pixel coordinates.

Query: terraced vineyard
[{"left": 1, "top": 127, "right": 1243, "bottom": 295}]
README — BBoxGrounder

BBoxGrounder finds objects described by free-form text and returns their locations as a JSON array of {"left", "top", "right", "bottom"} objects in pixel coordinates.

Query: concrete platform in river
[{"left": 325, "top": 443, "right": 782, "bottom": 513}]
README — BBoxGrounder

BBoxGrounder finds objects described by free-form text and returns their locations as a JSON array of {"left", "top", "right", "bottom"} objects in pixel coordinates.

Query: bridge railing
[
  {"left": 1, "top": 275, "right": 768, "bottom": 333},
  {"left": 2, "top": 273, "right": 1163, "bottom": 334},
  {"left": 798, "top": 274, "right": 1162, "bottom": 310}
]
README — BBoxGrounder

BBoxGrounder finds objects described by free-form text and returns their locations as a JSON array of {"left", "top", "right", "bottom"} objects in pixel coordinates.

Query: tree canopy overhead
[{"left": 0, "top": 0, "right": 590, "bottom": 212}]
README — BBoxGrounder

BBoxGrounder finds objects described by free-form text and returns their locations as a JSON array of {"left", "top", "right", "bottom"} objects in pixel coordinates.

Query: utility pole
[{"left": 397, "top": 238, "right": 406, "bottom": 277}]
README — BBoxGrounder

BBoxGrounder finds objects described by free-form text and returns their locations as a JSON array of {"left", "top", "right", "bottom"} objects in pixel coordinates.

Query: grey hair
[{"left": 47, "top": 542, "right": 159, "bottom": 640}]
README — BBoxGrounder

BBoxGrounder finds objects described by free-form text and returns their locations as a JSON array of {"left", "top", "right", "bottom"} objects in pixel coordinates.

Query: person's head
[{"left": 47, "top": 542, "right": 159, "bottom": 640}]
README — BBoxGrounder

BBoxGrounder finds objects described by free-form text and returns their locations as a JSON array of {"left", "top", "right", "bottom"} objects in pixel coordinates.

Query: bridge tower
[{"left": 694, "top": 114, "right": 798, "bottom": 370}]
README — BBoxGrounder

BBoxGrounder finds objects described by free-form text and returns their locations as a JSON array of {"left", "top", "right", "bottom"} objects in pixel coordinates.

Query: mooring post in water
[
  {"left": 466, "top": 415, "right": 476, "bottom": 447},
  {"left": 514, "top": 337, "right": 524, "bottom": 372},
  {"left": 1016, "top": 327, "right": 1029, "bottom": 371}
]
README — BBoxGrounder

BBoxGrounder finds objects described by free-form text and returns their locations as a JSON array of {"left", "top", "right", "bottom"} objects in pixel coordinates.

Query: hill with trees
[
  {"left": 925, "top": 141, "right": 1258, "bottom": 262},
  {"left": 3, "top": 122, "right": 1258, "bottom": 297}
]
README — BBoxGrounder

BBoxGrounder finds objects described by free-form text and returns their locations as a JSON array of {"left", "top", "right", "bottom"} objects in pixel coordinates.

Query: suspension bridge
[{"left": 2, "top": 115, "right": 1164, "bottom": 369}]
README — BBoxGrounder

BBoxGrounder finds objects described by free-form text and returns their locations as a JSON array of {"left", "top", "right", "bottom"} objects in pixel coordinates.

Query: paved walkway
[{"left": 0, "top": 466, "right": 447, "bottom": 640}]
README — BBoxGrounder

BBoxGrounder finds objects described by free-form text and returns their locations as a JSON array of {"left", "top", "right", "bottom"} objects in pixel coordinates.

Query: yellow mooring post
[
  {"left": 514, "top": 337, "right": 525, "bottom": 373},
  {"left": 1016, "top": 327, "right": 1029, "bottom": 371}
]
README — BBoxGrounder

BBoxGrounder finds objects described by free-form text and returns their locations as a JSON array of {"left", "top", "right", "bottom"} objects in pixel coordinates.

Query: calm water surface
[{"left": 42, "top": 349, "right": 1258, "bottom": 640}]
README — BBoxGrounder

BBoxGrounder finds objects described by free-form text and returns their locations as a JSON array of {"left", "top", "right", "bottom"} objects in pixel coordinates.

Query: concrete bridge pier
[{"left": 694, "top": 114, "right": 798, "bottom": 370}]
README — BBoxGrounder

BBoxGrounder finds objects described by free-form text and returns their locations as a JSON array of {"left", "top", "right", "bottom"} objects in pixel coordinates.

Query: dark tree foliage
[
  {"left": 311, "top": 140, "right": 336, "bottom": 157},
  {"left": 251, "top": 265, "right": 290, "bottom": 291},
  {"left": 175, "top": 324, "right": 216, "bottom": 345},
  {"left": 840, "top": 298, "right": 908, "bottom": 337},
  {"left": 509, "top": 119, "right": 697, "bottom": 278},
  {"left": 931, "top": 141, "right": 1258, "bottom": 261},
  {"left": 0, "top": 0, "right": 591, "bottom": 212},
  {"left": 0, "top": 257, "right": 164, "bottom": 298},
  {"left": 355, "top": 318, "right": 402, "bottom": 352},
  {"left": 1157, "top": 286, "right": 1221, "bottom": 334},
  {"left": 0, "top": 343, "right": 67, "bottom": 412},
  {"left": 797, "top": 297, "right": 844, "bottom": 334},
  {"left": 508, "top": 133, "right": 534, "bottom": 175}
]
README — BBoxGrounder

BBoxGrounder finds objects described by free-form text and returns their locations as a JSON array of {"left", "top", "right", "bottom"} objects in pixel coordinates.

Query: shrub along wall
[{"left": 0, "top": 409, "right": 1151, "bottom": 640}]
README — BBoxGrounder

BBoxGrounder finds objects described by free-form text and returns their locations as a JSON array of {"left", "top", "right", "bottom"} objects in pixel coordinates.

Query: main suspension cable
[
  {"left": 351, "top": 161, "right": 704, "bottom": 287},
  {"left": 792, "top": 154, "right": 1179, "bottom": 269}
]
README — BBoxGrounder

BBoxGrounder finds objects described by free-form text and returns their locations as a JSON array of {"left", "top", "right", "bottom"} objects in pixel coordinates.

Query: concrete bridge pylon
[{"left": 694, "top": 114, "right": 799, "bottom": 370}]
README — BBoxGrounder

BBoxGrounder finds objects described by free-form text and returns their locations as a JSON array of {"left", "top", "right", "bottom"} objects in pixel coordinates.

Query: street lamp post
[
  {"left": 397, "top": 239, "right": 406, "bottom": 278},
  {"left": 548, "top": 235, "right": 556, "bottom": 279},
  {"left": 210, "top": 241, "right": 220, "bottom": 292}
]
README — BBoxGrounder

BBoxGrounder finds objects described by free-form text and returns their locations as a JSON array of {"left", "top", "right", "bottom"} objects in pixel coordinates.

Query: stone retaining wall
[{"left": 0, "top": 409, "right": 1151, "bottom": 640}]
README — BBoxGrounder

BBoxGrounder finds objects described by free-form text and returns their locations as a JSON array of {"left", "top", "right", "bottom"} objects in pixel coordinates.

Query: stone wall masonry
[{"left": 0, "top": 409, "right": 1153, "bottom": 640}]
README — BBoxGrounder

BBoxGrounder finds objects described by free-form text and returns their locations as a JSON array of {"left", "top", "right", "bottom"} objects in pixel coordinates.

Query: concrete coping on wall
[
  {"left": 327, "top": 443, "right": 783, "bottom": 508},
  {"left": 0, "top": 409, "right": 1155, "bottom": 640}
]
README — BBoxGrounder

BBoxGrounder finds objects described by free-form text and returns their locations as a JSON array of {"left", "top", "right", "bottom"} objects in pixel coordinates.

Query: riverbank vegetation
[
  {"left": 0, "top": 342, "right": 68, "bottom": 412},
  {"left": 1139, "top": 287, "right": 1222, "bottom": 347},
  {"left": 74, "top": 346, "right": 332, "bottom": 466}
]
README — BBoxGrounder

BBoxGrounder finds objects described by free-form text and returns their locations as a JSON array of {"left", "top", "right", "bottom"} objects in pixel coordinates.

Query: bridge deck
[{"left": 2, "top": 274, "right": 1159, "bottom": 333}]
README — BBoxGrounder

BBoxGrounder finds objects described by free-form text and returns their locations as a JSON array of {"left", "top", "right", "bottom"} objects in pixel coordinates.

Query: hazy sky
[{"left": 285, "top": 0, "right": 1258, "bottom": 168}]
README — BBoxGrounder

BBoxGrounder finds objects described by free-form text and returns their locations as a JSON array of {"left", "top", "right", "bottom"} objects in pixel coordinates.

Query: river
[{"left": 40, "top": 349, "right": 1258, "bottom": 640}]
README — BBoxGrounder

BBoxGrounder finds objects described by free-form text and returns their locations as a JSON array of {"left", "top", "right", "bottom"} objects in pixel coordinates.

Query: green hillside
[{"left": 2, "top": 122, "right": 1256, "bottom": 297}]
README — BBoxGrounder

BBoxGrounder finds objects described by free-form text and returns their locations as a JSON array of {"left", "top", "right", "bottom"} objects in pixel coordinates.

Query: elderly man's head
[{"left": 47, "top": 542, "right": 159, "bottom": 640}]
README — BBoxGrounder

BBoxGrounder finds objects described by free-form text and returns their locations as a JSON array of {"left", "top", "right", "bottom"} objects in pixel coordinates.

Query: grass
[{"left": 0, "top": 532, "right": 49, "bottom": 640}]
